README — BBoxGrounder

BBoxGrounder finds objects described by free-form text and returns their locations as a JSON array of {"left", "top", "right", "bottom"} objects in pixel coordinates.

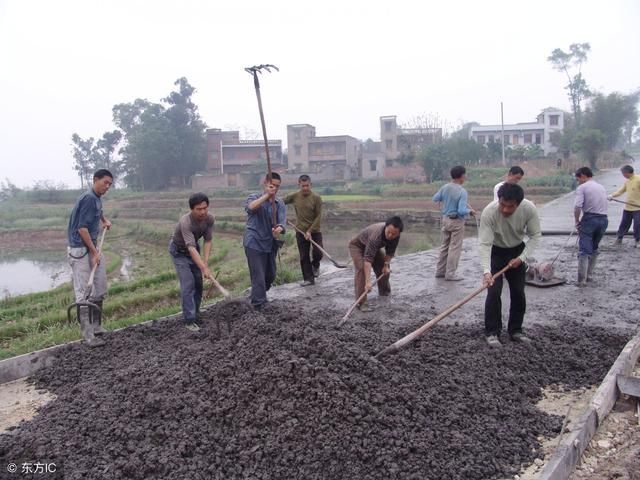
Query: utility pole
[{"left": 501, "top": 102, "right": 506, "bottom": 167}]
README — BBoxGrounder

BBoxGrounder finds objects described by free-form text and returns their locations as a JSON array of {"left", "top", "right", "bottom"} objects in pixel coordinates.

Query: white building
[{"left": 469, "top": 107, "right": 565, "bottom": 156}]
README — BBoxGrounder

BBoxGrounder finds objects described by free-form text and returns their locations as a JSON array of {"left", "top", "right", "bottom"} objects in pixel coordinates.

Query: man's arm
[
  {"left": 609, "top": 182, "right": 626, "bottom": 200},
  {"left": 478, "top": 210, "right": 495, "bottom": 285},
  {"left": 78, "top": 227, "right": 101, "bottom": 266},
  {"left": 574, "top": 206, "right": 582, "bottom": 226},
  {"left": 188, "top": 244, "right": 213, "bottom": 280},
  {"left": 520, "top": 207, "right": 542, "bottom": 263},
  {"left": 309, "top": 196, "right": 322, "bottom": 234}
]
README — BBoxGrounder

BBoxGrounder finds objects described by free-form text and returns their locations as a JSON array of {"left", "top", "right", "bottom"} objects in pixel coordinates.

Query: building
[
  {"left": 469, "top": 107, "right": 565, "bottom": 156},
  {"left": 205, "top": 128, "right": 283, "bottom": 175},
  {"left": 380, "top": 115, "right": 442, "bottom": 167},
  {"left": 287, "top": 124, "right": 360, "bottom": 180},
  {"left": 361, "top": 139, "right": 385, "bottom": 179}
]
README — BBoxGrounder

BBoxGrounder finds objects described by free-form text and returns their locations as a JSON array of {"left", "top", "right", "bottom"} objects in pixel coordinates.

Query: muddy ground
[{"left": 0, "top": 233, "right": 638, "bottom": 479}]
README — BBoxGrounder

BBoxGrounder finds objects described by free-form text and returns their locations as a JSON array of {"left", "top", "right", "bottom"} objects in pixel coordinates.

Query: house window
[
  {"left": 476, "top": 135, "right": 485, "bottom": 144},
  {"left": 512, "top": 134, "right": 519, "bottom": 145},
  {"left": 523, "top": 134, "right": 532, "bottom": 144},
  {"left": 488, "top": 135, "right": 495, "bottom": 142},
  {"left": 226, "top": 150, "right": 235, "bottom": 159},
  {"left": 385, "top": 121, "right": 392, "bottom": 132},
  {"left": 385, "top": 139, "right": 393, "bottom": 150},
  {"left": 549, "top": 115, "right": 559, "bottom": 126},
  {"left": 535, "top": 133, "right": 542, "bottom": 145},
  {"left": 385, "top": 159, "right": 393, "bottom": 167},
  {"left": 294, "top": 130, "right": 301, "bottom": 139},
  {"left": 369, "top": 160, "right": 377, "bottom": 171},
  {"left": 503, "top": 135, "right": 510, "bottom": 144},
  {"left": 294, "top": 145, "right": 301, "bottom": 155}
]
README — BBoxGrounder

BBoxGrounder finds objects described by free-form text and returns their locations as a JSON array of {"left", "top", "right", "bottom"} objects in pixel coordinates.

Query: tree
[
  {"left": 112, "top": 78, "right": 207, "bottom": 190},
  {"left": 94, "top": 130, "right": 123, "bottom": 176},
  {"left": 584, "top": 91, "right": 639, "bottom": 149},
  {"left": 548, "top": 43, "right": 591, "bottom": 129},
  {"left": 417, "top": 138, "right": 484, "bottom": 182},
  {"left": 71, "top": 133, "right": 96, "bottom": 189},
  {"left": 573, "top": 129, "right": 605, "bottom": 169},
  {"left": 450, "top": 122, "right": 480, "bottom": 140}
]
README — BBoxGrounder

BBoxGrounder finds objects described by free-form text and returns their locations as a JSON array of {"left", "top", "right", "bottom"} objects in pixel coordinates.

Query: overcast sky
[{"left": 1, "top": 0, "right": 639, "bottom": 188}]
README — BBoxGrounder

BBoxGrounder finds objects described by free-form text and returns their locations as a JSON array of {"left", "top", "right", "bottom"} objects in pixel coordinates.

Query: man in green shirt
[
  {"left": 284, "top": 175, "right": 323, "bottom": 286},
  {"left": 479, "top": 183, "right": 541, "bottom": 347}
]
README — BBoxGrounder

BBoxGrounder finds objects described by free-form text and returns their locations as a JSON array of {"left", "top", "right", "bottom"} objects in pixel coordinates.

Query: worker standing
[
  {"left": 67, "top": 169, "right": 113, "bottom": 347},
  {"left": 168, "top": 192, "right": 215, "bottom": 331},
  {"left": 574, "top": 167, "right": 609, "bottom": 286},
  {"left": 480, "top": 183, "right": 541, "bottom": 347},
  {"left": 432, "top": 165, "right": 475, "bottom": 281},
  {"left": 284, "top": 175, "right": 323, "bottom": 286},
  {"left": 608, "top": 164, "right": 640, "bottom": 248},
  {"left": 493, "top": 166, "right": 525, "bottom": 201}
]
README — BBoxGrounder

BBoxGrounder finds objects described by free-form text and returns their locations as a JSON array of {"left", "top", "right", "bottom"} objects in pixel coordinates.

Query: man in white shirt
[{"left": 493, "top": 166, "right": 524, "bottom": 202}]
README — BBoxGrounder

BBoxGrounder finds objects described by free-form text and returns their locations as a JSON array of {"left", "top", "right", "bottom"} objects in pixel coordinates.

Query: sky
[{"left": 1, "top": 0, "right": 639, "bottom": 188}]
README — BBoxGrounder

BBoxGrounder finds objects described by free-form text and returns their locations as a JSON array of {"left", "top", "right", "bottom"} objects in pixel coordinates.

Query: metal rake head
[{"left": 244, "top": 64, "right": 279, "bottom": 75}]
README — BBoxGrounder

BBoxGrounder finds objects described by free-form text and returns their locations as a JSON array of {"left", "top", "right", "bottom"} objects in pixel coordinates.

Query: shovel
[
  {"left": 338, "top": 271, "right": 388, "bottom": 327},
  {"left": 66, "top": 227, "right": 107, "bottom": 324},
  {"left": 374, "top": 264, "right": 512, "bottom": 359},
  {"left": 286, "top": 221, "right": 348, "bottom": 268}
]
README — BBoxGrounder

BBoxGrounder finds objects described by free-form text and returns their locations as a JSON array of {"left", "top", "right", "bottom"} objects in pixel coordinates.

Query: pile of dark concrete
[{"left": 0, "top": 300, "right": 628, "bottom": 480}]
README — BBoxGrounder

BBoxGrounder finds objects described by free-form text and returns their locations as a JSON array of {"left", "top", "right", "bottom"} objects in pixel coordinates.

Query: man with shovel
[
  {"left": 348, "top": 216, "right": 403, "bottom": 312},
  {"left": 480, "top": 183, "right": 541, "bottom": 347},
  {"left": 608, "top": 164, "right": 640, "bottom": 248},
  {"left": 284, "top": 174, "right": 323, "bottom": 286},
  {"left": 169, "top": 192, "right": 215, "bottom": 332},
  {"left": 67, "top": 169, "right": 113, "bottom": 347},
  {"left": 244, "top": 172, "right": 286, "bottom": 311}
]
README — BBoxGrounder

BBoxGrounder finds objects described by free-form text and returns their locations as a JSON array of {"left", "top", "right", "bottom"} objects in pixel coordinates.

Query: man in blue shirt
[
  {"left": 432, "top": 165, "right": 475, "bottom": 281},
  {"left": 244, "top": 172, "right": 286, "bottom": 310},
  {"left": 67, "top": 169, "right": 113, "bottom": 347}
]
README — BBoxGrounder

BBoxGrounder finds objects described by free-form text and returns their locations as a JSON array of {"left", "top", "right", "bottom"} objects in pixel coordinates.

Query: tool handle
[
  {"left": 611, "top": 198, "right": 640, "bottom": 209},
  {"left": 211, "top": 277, "right": 231, "bottom": 298},
  {"left": 86, "top": 228, "right": 108, "bottom": 290},
  {"left": 286, "top": 221, "right": 330, "bottom": 257},
  {"left": 339, "top": 272, "right": 388, "bottom": 327},
  {"left": 375, "top": 264, "right": 511, "bottom": 358}
]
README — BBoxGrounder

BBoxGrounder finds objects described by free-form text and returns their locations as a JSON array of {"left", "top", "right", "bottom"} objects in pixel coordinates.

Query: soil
[
  {"left": 0, "top": 230, "right": 66, "bottom": 256},
  {"left": 0, "top": 235, "right": 639, "bottom": 480}
]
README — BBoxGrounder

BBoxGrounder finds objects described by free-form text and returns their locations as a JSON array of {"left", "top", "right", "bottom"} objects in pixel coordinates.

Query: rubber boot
[
  {"left": 92, "top": 300, "right": 107, "bottom": 336},
  {"left": 577, "top": 255, "right": 589, "bottom": 287},
  {"left": 586, "top": 255, "right": 598, "bottom": 282},
  {"left": 79, "top": 305, "right": 105, "bottom": 348}
]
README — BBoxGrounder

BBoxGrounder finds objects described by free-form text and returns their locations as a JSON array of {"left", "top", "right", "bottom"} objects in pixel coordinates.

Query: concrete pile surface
[{"left": 0, "top": 299, "right": 629, "bottom": 480}]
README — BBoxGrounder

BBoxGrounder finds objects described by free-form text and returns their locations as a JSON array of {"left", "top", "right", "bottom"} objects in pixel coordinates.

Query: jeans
[
  {"left": 484, "top": 243, "right": 526, "bottom": 336},
  {"left": 169, "top": 242, "right": 202, "bottom": 324},
  {"left": 617, "top": 210, "right": 640, "bottom": 241},
  {"left": 245, "top": 246, "right": 277, "bottom": 307},
  {"left": 578, "top": 213, "right": 608, "bottom": 257},
  {"left": 295, "top": 232, "right": 323, "bottom": 282}
]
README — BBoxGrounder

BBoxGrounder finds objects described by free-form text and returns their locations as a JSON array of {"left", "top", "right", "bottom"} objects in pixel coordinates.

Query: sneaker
[
  {"left": 357, "top": 303, "right": 373, "bottom": 313},
  {"left": 185, "top": 323, "right": 200, "bottom": 332},
  {"left": 510, "top": 332, "right": 532, "bottom": 343},
  {"left": 312, "top": 266, "right": 320, "bottom": 278},
  {"left": 485, "top": 335, "right": 501, "bottom": 348},
  {"left": 445, "top": 276, "right": 463, "bottom": 281},
  {"left": 300, "top": 280, "right": 315, "bottom": 287},
  {"left": 614, "top": 238, "right": 622, "bottom": 245}
]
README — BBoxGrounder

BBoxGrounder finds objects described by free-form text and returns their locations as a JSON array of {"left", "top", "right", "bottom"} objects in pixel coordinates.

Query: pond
[{"left": 0, "top": 259, "right": 71, "bottom": 299}]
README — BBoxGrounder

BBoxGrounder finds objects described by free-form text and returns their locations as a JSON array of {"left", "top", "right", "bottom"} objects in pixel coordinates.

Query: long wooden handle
[
  {"left": 375, "top": 264, "right": 512, "bottom": 359},
  {"left": 611, "top": 198, "right": 640, "bottom": 209},
  {"left": 338, "top": 272, "right": 388, "bottom": 327},
  {"left": 211, "top": 277, "right": 231, "bottom": 298},
  {"left": 287, "top": 221, "right": 332, "bottom": 257},
  {"left": 86, "top": 227, "right": 108, "bottom": 291}
]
